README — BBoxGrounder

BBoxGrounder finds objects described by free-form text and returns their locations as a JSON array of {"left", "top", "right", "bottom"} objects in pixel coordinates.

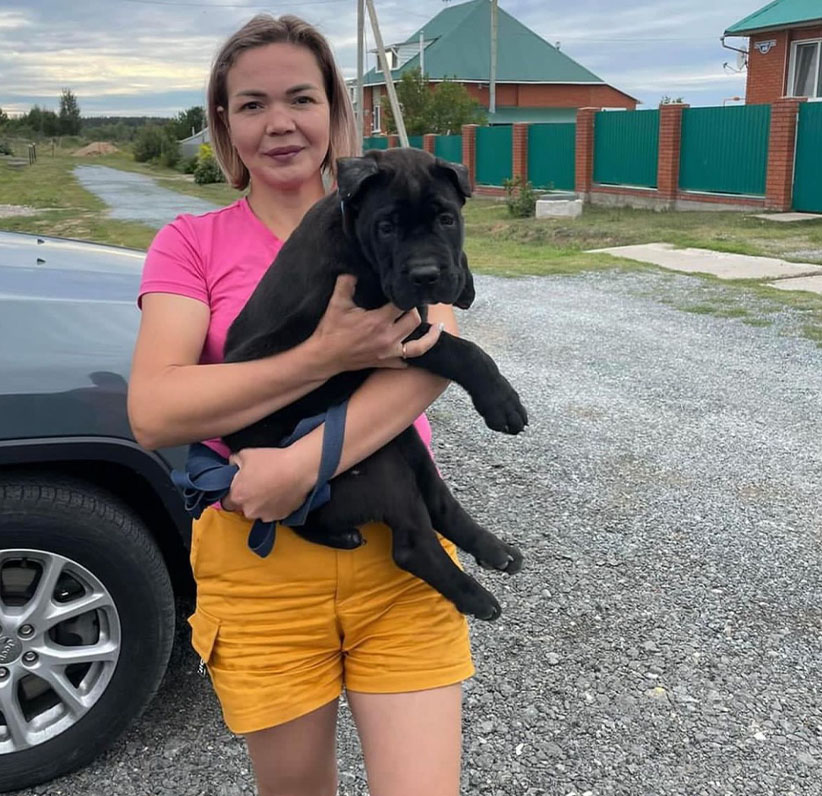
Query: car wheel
[{"left": 0, "top": 475, "right": 175, "bottom": 793}]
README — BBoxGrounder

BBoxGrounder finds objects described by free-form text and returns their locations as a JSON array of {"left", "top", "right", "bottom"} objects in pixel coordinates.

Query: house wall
[
  {"left": 362, "top": 82, "right": 635, "bottom": 134},
  {"left": 747, "top": 25, "right": 822, "bottom": 103}
]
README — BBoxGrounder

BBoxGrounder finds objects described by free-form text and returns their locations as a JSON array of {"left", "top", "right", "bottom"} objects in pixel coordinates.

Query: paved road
[
  {"left": 17, "top": 265, "right": 822, "bottom": 796},
  {"left": 73, "top": 165, "right": 220, "bottom": 227}
]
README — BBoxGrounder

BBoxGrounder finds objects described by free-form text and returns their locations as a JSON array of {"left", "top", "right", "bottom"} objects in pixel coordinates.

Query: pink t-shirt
[{"left": 138, "top": 197, "right": 432, "bottom": 458}]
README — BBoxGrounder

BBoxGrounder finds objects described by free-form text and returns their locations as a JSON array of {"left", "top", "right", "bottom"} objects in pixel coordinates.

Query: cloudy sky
[{"left": 0, "top": 0, "right": 759, "bottom": 118}]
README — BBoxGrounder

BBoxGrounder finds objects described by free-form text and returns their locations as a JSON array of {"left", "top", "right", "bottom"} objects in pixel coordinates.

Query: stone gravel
[{"left": 18, "top": 268, "right": 822, "bottom": 796}]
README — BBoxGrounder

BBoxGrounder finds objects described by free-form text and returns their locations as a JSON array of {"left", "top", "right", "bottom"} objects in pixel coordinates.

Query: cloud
[{"left": 0, "top": 0, "right": 767, "bottom": 115}]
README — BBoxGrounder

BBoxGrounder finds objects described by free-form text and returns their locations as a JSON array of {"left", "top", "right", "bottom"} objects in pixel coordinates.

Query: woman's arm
[
  {"left": 226, "top": 302, "right": 458, "bottom": 521},
  {"left": 128, "top": 276, "right": 438, "bottom": 450}
]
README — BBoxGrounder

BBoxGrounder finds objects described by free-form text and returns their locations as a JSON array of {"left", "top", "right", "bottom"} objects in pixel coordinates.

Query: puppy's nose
[{"left": 408, "top": 263, "right": 441, "bottom": 287}]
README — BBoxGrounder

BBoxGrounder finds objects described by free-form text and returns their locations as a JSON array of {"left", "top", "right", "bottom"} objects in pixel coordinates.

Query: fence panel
[
  {"left": 527, "top": 123, "right": 576, "bottom": 190},
  {"left": 793, "top": 102, "right": 822, "bottom": 212},
  {"left": 435, "top": 135, "right": 463, "bottom": 163},
  {"left": 679, "top": 105, "right": 770, "bottom": 195},
  {"left": 407, "top": 135, "right": 424, "bottom": 150},
  {"left": 476, "top": 125, "right": 513, "bottom": 186},
  {"left": 593, "top": 109, "right": 659, "bottom": 188},
  {"left": 362, "top": 136, "right": 388, "bottom": 151}
]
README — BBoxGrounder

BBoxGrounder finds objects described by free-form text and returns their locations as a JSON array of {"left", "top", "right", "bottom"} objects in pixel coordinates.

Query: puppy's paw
[
  {"left": 476, "top": 542, "right": 523, "bottom": 575},
  {"left": 458, "top": 589, "right": 502, "bottom": 621},
  {"left": 301, "top": 527, "right": 364, "bottom": 549},
  {"left": 474, "top": 385, "right": 528, "bottom": 435}
]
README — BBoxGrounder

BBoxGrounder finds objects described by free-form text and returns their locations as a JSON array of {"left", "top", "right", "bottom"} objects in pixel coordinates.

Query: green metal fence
[
  {"left": 476, "top": 125, "right": 513, "bottom": 186},
  {"left": 793, "top": 102, "right": 822, "bottom": 212},
  {"left": 527, "top": 123, "right": 575, "bottom": 190},
  {"left": 362, "top": 136, "right": 388, "bottom": 151},
  {"left": 679, "top": 104, "right": 770, "bottom": 195},
  {"left": 593, "top": 110, "right": 659, "bottom": 188},
  {"left": 407, "top": 135, "right": 424, "bottom": 150},
  {"left": 435, "top": 135, "right": 463, "bottom": 163}
]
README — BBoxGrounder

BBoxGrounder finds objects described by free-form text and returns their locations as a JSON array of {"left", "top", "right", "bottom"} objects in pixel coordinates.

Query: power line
[{"left": 120, "top": 0, "right": 348, "bottom": 7}]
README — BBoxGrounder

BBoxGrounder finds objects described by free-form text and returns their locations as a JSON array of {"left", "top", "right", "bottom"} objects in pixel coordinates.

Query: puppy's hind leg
[{"left": 395, "top": 428, "right": 523, "bottom": 574}]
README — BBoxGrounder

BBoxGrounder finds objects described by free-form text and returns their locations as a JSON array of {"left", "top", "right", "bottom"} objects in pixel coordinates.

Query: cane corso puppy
[{"left": 223, "top": 148, "right": 527, "bottom": 620}]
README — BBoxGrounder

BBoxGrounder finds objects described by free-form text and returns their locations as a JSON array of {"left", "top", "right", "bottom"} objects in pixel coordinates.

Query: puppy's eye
[
  {"left": 439, "top": 213, "right": 456, "bottom": 227},
  {"left": 377, "top": 220, "right": 395, "bottom": 235}
]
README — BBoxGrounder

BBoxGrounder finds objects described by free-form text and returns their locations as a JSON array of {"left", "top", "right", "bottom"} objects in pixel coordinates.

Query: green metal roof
[
  {"left": 363, "top": 0, "right": 606, "bottom": 86},
  {"left": 725, "top": 0, "right": 822, "bottom": 35}
]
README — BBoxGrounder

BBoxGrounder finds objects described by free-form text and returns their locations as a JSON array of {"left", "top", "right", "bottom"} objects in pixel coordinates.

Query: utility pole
[
  {"left": 365, "top": 0, "right": 409, "bottom": 147},
  {"left": 356, "top": 0, "right": 364, "bottom": 138},
  {"left": 489, "top": 0, "right": 497, "bottom": 117}
]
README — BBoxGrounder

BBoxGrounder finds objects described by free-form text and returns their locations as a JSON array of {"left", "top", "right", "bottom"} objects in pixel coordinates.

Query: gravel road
[{"left": 17, "top": 267, "right": 822, "bottom": 796}]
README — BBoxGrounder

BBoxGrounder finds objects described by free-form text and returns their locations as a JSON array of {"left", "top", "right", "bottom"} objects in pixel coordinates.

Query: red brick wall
[
  {"left": 362, "top": 81, "right": 636, "bottom": 134},
  {"left": 747, "top": 26, "right": 822, "bottom": 103},
  {"left": 463, "top": 82, "right": 636, "bottom": 109}
]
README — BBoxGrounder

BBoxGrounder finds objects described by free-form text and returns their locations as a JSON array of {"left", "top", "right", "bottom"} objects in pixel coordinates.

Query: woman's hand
[
  {"left": 222, "top": 442, "right": 317, "bottom": 522},
  {"left": 310, "top": 274, "right": 442, "bottom": 373}
]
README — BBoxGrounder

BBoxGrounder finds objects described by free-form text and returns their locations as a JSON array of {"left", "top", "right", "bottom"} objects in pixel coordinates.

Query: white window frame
[
  {"left": 372, "top": 104, "right": 381, "bottom": 134},
  {"left": 787, "top": 38, "right": 822, "bottom": 99}
]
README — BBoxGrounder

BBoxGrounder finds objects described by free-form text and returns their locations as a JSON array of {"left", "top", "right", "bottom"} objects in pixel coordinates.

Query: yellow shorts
[{"left": 188, "top": 508, "right": 475, "bottom": 734}]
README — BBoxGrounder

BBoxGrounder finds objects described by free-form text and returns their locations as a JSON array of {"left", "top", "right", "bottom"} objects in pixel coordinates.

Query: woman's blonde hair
[{"left": 207, "top": 14, "right": 360, "bottom": 189}]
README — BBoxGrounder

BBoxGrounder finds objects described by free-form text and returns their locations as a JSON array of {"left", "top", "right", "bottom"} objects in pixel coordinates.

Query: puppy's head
[{"left": 336, "top": 148, "right": 475, "bottom": 312}]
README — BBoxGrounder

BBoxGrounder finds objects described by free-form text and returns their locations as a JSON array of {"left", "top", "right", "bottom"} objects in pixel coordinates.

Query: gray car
[{"left": 0, "top": 230, "right": 193, "bottom": 792}]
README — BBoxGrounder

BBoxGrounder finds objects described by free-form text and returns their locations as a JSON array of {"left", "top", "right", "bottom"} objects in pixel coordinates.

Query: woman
[{"left": 128, "top": 13, "right": 474, "bottom": 796}]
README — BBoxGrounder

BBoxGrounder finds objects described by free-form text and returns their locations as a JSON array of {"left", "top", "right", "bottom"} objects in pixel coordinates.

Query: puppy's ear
[
  {"left": 455, "top": 252, "right": 475, "bottom": 309},
  {"left": 435, "top": 158, "right": 472, "bottom": 201},
  {"left": 336, "top": 154, "right": 380, "bottom": 202}
]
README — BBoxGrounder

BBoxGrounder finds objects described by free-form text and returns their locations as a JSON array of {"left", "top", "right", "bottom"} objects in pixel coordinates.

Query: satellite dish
[{"left": 737, "top": 50, "right": 747, "bottom": 69}]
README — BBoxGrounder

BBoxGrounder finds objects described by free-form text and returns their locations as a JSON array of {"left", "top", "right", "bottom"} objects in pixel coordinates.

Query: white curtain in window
[{"left": 793, "top": 42, "right": 820, "bottom": 97}]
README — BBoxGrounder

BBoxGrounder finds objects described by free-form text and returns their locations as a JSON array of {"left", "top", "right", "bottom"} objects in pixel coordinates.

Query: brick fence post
[
  {"left": 423, "top": 133, "right": 436, "bottom": 154},
  {"left": 766, "top": 97, "right": 806, "bottom": 211},
  {"left": 388, "top": 134, "right": 399, "bottom": 148},
  {"left": 462, "top": 124, "right": 478, "bottom": 189},
  {"left": 512, "top": 122, "right": 529, "bottom": 182},
  {"left": 657, "top": 102, "right": 689, "bottom": 205},
  {"left": 575, "top": 107, "right": 599, "bottom": 197}
]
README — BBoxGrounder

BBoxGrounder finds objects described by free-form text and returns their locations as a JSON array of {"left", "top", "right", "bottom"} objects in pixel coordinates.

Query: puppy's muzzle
[{"left": 407, "top": 260, "right": 441, "bottom": 287}]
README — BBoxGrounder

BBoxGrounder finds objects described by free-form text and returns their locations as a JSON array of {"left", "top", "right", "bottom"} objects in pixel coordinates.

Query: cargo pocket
[{"left": 188, "top": 608, "right": 220, "bottom": 676}]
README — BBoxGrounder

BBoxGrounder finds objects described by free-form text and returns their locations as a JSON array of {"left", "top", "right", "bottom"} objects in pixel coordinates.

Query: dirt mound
[{"left": 73, "top": 141, "right": 119, "bottom": 157}]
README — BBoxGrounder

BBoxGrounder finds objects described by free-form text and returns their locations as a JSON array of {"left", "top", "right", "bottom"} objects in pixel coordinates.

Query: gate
[{"left": 793, "top": 102, "right": 822, "bottom": 213}]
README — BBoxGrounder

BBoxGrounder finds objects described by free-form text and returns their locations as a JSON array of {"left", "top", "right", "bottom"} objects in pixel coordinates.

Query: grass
[{"left": 2, "top": 144, "right": 822, "bottom": 344}]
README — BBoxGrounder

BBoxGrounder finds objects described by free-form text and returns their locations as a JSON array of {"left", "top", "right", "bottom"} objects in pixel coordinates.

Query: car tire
[{"left": 0, "top": 475, "right": 175, "bottom": 793}]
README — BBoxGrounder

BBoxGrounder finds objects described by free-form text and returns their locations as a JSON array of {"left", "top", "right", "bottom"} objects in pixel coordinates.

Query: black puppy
[{"left": 224, "top": 148, "right": 527, "bottom": 620}]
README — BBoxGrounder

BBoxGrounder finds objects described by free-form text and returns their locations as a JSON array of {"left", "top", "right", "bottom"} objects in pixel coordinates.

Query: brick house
[
  {"left": 354, "top": 0, "right": 636, "bottom": 135},
  {"left": 725, "top": 0, "right": 822, "bottom": 104}
]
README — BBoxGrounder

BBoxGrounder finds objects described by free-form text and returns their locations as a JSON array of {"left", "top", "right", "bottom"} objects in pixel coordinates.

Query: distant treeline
[{"left": 0, "top": 93, "right": 205, "bottom": 144}]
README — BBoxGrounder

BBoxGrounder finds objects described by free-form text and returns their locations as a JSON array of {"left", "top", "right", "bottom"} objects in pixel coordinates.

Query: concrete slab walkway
[{"left": 588, "top": 242, "right": 822, "bottom": 294}]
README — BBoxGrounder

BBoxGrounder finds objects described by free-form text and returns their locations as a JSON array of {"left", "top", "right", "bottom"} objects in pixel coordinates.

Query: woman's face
[{"left": 224, "top": 42, "right": 331, "bottom": 192}]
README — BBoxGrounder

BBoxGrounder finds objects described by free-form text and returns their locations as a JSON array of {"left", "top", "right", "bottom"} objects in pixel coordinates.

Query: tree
[
  {"left": 383, "top": 69, "right": 487, "bottom": 135},
  {"left": 428, "top": 78, "right": 487, "bottom": 134},
  {"left": 0, "top": 107, "right": 8, "bottom": 127},
  {"left": 59, "top": 89, "right": 81, "bottom": 135},
  {"left": 170, "top": 106, "right": 205, "bottom": 140}
]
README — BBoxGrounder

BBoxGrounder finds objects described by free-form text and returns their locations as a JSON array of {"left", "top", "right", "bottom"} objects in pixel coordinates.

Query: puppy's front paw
[
  {"left": 474, "top": 384, "right": 528, "bottom": 435},
  {"left": 476, "top": 542, "right": 523, "bottom": 575}
]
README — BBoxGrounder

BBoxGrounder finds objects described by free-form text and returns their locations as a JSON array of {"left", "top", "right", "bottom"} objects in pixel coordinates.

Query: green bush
[
  {"left": 158, "top": 135, "right": 180, "bottom": 168},
  {"left": 178, "top": 155, "right": 198, "bottom": 174},
  {"left": 193, "top": 154, "right": 225, "bottom": 184},
  {"left": 0, "top": 141, "right": 12, "bottom": 156},
  {"left": 503, "top": 176, "right": 537, "bottom": 218},
  {"left": 133, "top": 125, "right": 165, "bottom": 162}
]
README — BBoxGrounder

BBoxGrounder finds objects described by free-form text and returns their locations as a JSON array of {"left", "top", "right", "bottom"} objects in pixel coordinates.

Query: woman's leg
[
  {"left": 245, "top": 698, "right": 340, "bottom": 796},
  {"left": 346, "top": 685, "right": 463, "bottom": 796}
]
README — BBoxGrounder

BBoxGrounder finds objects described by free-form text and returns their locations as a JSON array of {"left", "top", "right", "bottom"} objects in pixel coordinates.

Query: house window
[
  {"left": 372, "top": 104, "right": 381, "bottom": 133},
  {"left": 788, "top": 39, "right": 822, "bottom": 98},
  {"left": 374, "top": 47, "right": 398, "bottom": 73}
]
